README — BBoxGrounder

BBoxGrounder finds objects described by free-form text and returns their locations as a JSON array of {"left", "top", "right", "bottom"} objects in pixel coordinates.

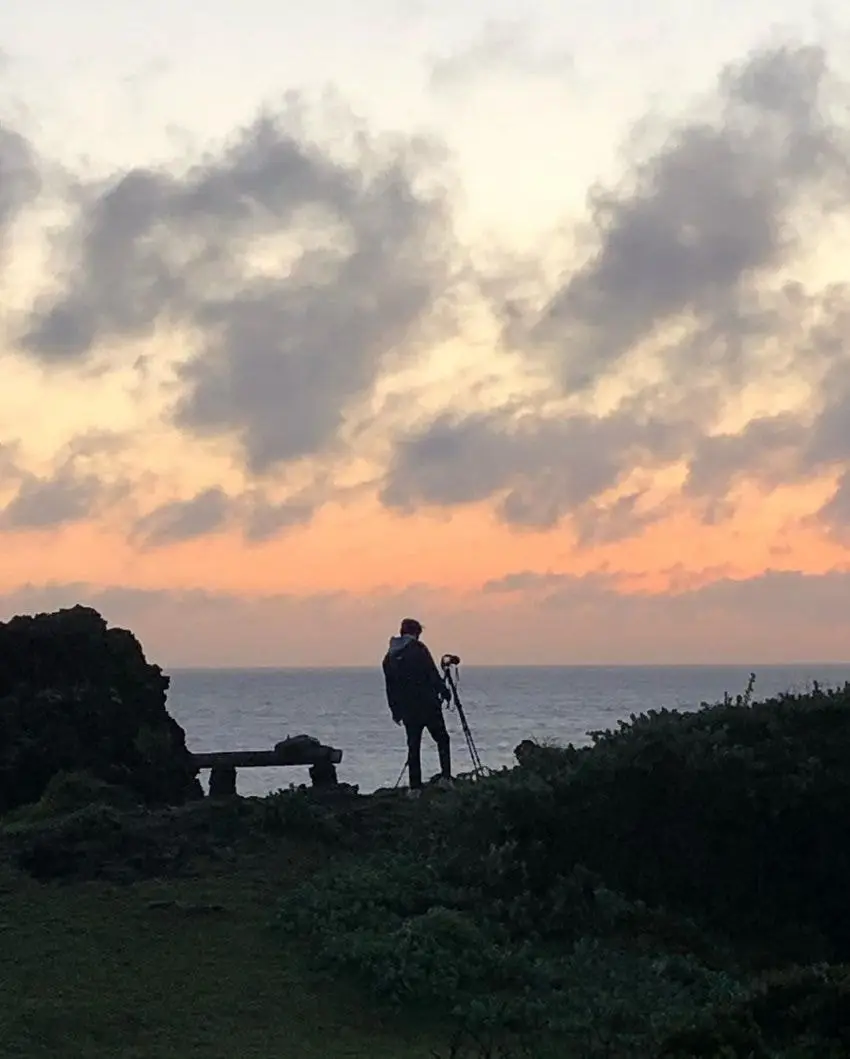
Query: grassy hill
[
  {"left": 0, "top": 822, "right": 439, "bottom": 1059},
  {"left": 3, "top": 677, "right": 850, "bottom": 1057}
]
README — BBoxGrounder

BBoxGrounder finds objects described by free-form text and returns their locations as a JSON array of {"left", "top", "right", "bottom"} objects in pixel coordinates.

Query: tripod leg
[{"left": 394, "top": 755, "right": 409, "bottom": 788}]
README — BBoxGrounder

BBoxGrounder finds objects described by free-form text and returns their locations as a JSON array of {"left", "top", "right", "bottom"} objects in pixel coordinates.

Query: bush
[
  {"left": 0, "top": 770, "right": 143, "bottom": 832},
  {"left": 1, "top": 803, "right": 161, "bottom": 880},
  {"left": 277, "top": 681, "right": 850, "bottom": 1056},
  {"left": 278, "top": 848, "right": 742, "bottom": 1056},
  {"left": 256, "top": 786, "right": 343, "bottom": 842},
  {"left": 460, "top": 681, "right": 850, "bottom": 961},
  {"left": 0, "top": 796, "right": 263, "bottom": 882},
  {"left": 659, "top": 964, "right": 850, "bottom": 1057}
]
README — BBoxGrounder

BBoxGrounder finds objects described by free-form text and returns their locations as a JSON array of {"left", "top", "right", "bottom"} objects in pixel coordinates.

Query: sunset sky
[{"left": 2, "top": 0, "right": 850, "bottom": 665}]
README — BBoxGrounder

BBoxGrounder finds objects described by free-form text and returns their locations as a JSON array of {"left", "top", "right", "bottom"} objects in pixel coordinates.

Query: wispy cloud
[{"left": 428, "top": 19, "right": 572, "bottom": 94}]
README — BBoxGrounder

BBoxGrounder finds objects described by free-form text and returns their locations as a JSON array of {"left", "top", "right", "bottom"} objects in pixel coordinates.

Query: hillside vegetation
[
  {"left": 1, "top": 607, "right": 849, "bottom": 1057},
  {"left": 277, "top": 678, "right": 850, "bottom": 1057}
]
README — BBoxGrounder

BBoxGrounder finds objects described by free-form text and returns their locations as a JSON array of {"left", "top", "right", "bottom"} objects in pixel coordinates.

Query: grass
[{"left": 0, "top": 842, "right": 442, "bottom": 1059}]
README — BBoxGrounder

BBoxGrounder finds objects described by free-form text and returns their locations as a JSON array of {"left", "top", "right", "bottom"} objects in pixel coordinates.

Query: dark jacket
[{"left": 382, "top": 634, "right": 448, "bottom": 724}]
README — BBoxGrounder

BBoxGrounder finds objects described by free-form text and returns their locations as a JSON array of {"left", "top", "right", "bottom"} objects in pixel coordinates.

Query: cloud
[
  {"left": 470, "top": 566, "right": 850, "bottom": 662},
  {"left": 381, "top": 403, "right": 692, "bottom": 530},
  {"left": 483, "top": 564, "right": 850, "bottom": 620},
  {"left": 0, "top": 120, "right": 39, "bottom": 253},
  {"left": 1, "top": 468, "right": 105, "bottom": 529},
  {"left": 3, "top": 568, "right": 850, "bottom": 665},
  {"left": 382, "top": 43, "right": 850, "bottom": 540},
  {"left": 0, "top": 580, "right": 433, "bottom": 666},
  {"left": 813, "top": 469, "right": 850, "bottom": 541},
  {"left": 683, "top": 413, "right": 809, "bottom": 499},
  {"left": 0, "top": 441, "right": 21, "bottom": 484},
  {"left": 546, "top": 567, "right": 850, "bottom": 629},
  {"left": 482, "top": 570, "right": 574, "bottom": 594},
  {"left": 523, "top": 44, "right": 850, "bottom": 390},
  {"left": 241, "top": 491, "right": 315, "bottom": 542},
  {"left": 8, "top": 39, "right": 850, "bottom": 552},
  {"left": 131, "top": 487, "right": 231, "bottom": 547},
  {"left": 20, "top": 101, "right": 458, "bottom": 478},
  {"left": 0, "top": 434, "right": 131, "bottom": 530},
  {"left": 428, "top": 19, "right": 572, "bottom": 94},
  {"left": 130, "top": 484, "right": 317, "bottom": 547}
]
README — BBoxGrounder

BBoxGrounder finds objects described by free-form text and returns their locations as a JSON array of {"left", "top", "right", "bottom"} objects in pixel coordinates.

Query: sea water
[{"left": 166, "top": 664, "right": 850, "bottom": 796}]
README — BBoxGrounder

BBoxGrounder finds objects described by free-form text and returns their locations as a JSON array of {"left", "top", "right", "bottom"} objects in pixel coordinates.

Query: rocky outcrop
[{"left": 0, "top": 605, "right": 202, "bottom": 814}]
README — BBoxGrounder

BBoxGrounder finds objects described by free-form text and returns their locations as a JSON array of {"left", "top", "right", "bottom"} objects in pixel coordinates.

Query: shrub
[
  {"left": 256, "top": 786, "right": 343, "bottom": 841},
  {"left": 3, "top": 769, "right": 142, "bottom": 825},
  {"left": 277, "top": 681, "right": 850, "bottom": 1056},
  {"left": 278, "top": 847, "right": 743, "bottom": 1056},
  {"left": 471, "top": 682, "right": 850, "bottom": 961},
  {"left": 659, "top": 963, "right": 850, "bottom": 1057}
]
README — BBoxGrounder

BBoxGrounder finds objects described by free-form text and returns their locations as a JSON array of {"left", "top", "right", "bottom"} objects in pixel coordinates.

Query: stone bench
[{"left": 191, "top": 735, "right": 343, "bottom": 797}]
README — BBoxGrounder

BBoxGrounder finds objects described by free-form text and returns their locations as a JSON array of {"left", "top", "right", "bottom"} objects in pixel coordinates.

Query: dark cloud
[
  {"left": 806, "top": 340, "right": 850, "bottom": 467},
  {"left": 0, "top": 441, "right": 21, "bottom": 484},
  {"left": 0, "top": 434, "right": 314, "bottom": 546},
  {"left": 130, "top": 485, "right": 318, "bottom": 548},
  {"left": 568, "top": 492, "right": 668, "bottom": 547},
  {"left": 21, "top": 103, "right": 457, "bottom": 476},
  {"left": 0, "top": 432, "right": 319, "bottom": 548},
  {"left": 0, "top": 121, "right": 39, "bottom": 251},
  {"left": 0, "top": 432, "right": 133, "bottom": 531},
  {"left": 1, "top": 468, "right": 103, "bottom": 529},
  {"left": 381, "top": 405, "right": 692, "bottom": 529},
  {"left": 683, "top": 414, "right": 810, "bottom": 500},
  {"left": 524, "top": 44, "right": 849, "bottom": 389},
  {"left": 680, "top": 291, "right": 850, "bottom": 528},
  {"left": 0, "top": 432, "right": 132, "bottom": 530},
  {"left": 241, "top": 492, "right": 315, "bottom": 543},
  {"left": 814, "top": 470, "right": 850, "bottom": 540},
  {"left": 131, "top": 487, "right": 231, "bottom": 548},
  {"left": 382, "top": 43, "right": 850, "bottom": 541}
]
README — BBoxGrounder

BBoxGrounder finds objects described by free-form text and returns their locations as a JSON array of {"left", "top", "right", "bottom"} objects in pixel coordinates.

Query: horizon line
[{"left": 162, "top": 661, "right": 850, "bottom": 671}]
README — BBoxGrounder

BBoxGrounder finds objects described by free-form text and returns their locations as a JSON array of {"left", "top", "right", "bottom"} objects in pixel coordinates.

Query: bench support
[
  {"left": 194, "top": 737, "right": 343, "bottom": 798},
  {"left": 208, "top": 765, "right": 238, "bottom": 798}
]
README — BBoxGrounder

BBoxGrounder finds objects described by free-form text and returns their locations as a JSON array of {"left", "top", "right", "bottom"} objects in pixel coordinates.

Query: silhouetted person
[{"left": 382, "top": 618, "right": 451, "bottom": 791}]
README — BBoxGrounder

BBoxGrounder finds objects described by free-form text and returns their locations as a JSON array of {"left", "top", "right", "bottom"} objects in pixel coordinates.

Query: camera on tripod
[{"left": 436, "top": 652, "right": 485, "bottom": 778}]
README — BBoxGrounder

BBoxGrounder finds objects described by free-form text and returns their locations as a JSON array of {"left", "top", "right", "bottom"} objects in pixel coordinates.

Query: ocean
[{"left": 166, "top": 664, "right": 850, "bottom": 797}]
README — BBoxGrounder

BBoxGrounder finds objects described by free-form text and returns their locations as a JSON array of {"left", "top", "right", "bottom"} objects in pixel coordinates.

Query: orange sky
[
  {"left": 0, "top": 481, "right": 845, "bottom": 598},
  {"left": 2, "top": 478, "right": 850, "bottom": 666}
]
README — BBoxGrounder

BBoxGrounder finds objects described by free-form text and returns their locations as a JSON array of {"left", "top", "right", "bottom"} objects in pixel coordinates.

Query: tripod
[
  {"left": 440, "top": 654, "right": 486, "bottom": 778},
  {"left": 392, "top": 653, "right": 487, "bottom": 786}
]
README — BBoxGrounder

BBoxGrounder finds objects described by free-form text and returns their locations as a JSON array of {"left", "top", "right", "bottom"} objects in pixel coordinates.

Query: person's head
[{"left": 399, "top": 617, "right": 423, "bottom": 639}]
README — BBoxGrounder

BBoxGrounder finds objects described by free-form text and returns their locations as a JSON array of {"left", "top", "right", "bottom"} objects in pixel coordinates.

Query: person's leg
[
  {"left": 425, "top": 709, "right": 452, "bottom": 780},
  {"left": 404, "top": 721, "right": 425, "bottom": 788}
]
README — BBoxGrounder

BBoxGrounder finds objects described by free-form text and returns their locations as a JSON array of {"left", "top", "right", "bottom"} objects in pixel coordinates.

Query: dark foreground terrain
[
  {"left": 2, "top": 607, "right": 850, "bottom": 1057},
  {"left": 0, "top": 812, "right": 439, "bottom": 1059}
]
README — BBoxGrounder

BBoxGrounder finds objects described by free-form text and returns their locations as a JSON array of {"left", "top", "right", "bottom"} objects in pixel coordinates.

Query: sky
[{"left": 2, "top": 0, "right": 850, "bottom": 666}]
